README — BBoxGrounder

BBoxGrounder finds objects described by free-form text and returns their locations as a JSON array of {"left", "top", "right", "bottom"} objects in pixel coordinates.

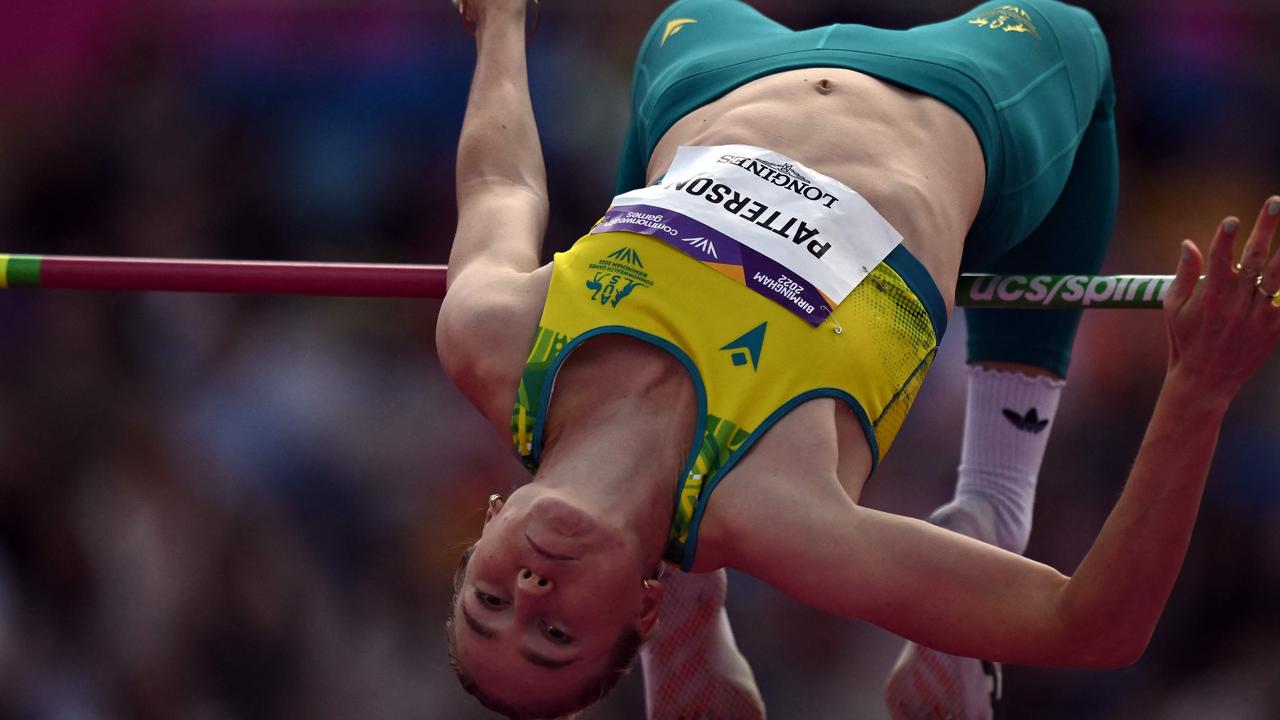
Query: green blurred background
[{"left": 1, "top": 1, "right": 1277, "bottom": 717}]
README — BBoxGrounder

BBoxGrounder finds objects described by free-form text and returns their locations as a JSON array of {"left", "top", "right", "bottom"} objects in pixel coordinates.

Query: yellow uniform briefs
[{"left": 511, "top": 230, "right": 943, "bottom": 569}]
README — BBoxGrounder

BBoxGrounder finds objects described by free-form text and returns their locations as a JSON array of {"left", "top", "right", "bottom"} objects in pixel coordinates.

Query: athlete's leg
[
  {"left": 887, "top": 4, "right": 1118, "bottom": 716},
  {"left": 945, "top": 80, "right": 1119, "bottom": 550},
  {"left": 884, "top": 362, "right": 1063, "bottom": 720},
  {"left": 640, "top": 569, "right": 765, "bottom": 720},
  {"left": 887, "top": 112, "right": 1116, "bottom": 719}
]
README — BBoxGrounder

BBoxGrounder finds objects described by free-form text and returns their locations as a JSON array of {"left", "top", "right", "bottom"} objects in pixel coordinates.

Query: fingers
[
  {"left": 1237, "top": 196, "right": 1279, "bottom": 274},
  {"left": 454, "top": 0, "right": 478, "bottom": 34},
  {"left": 1205, "top": 215, "right": 1240, "bottom": 284},
  {"left": 1202, "top": 217, "right": 1241, "bottom": 306},
  {"left": 1253, "top": 197, "right": 1280, "bottom": 294},
  {"left": 1165, "top": 239, "right": 1204, "bottom": 316},
  {"left": 1171, "top": 203, "right": 1280, "bottom": 318},
  {"left": 1166, "top": 200, "right": 1280, "bottom": 393}
]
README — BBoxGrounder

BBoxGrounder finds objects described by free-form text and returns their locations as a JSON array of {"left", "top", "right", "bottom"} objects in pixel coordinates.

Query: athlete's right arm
[
  {"left": 438, "top": 0, "right": 549, "bottom": 425},
  {"left": 449, "top": 0, "right": 547, "bottom": 286},
  {"left": 733, "top": 199, "right": 1280, "bottom": 668}
]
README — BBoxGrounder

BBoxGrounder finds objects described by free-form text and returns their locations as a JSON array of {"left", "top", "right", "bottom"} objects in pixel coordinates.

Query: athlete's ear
[
  {"left": 635, "top": 579, "right": 665, "bottom": 640},
  {"left": 484, "top": 494, "right": 506, "bottom": 526}
]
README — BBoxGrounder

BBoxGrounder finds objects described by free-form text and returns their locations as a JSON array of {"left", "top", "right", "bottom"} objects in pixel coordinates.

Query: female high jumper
[{"left": 437, "top": 0, "right": 1280, "bottom": 717}]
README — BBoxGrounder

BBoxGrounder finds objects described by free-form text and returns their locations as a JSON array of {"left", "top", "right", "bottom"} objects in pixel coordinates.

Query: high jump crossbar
[{"left": 0, "top": 254, "right": 1175, "bottom": 309}]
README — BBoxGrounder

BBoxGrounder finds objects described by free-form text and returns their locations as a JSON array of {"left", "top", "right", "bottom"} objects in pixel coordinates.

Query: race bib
[{"left": 590, "top": 145, "right": 902, "bottom": 326}]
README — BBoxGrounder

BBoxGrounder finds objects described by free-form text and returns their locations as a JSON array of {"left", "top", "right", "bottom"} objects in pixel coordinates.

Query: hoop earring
[{"left": 488, "top": 494, "right": 504, "bottom": 510}]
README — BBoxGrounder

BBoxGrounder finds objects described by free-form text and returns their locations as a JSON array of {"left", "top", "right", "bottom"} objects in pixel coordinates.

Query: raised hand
[
  {"left": 452, "top": 0, "right": 532, "bottom": 30},
  {"left": 1164, "top": 196, "right": 1280, "bottom": 404}
]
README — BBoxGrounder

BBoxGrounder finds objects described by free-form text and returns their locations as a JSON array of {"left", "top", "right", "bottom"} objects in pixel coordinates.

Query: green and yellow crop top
[{"left": 510, "top": 227, "right": 945, "bottom": 570}]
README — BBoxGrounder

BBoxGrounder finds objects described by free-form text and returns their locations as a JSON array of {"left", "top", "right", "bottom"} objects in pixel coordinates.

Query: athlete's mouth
[{"left": 526, "top": 533, "right": 580, "bottom": 561}]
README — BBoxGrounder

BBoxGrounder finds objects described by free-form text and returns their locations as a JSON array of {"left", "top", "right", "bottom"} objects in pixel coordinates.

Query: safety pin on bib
[{"left": 822, "top": 307, "right": 842, "bottom": 335}]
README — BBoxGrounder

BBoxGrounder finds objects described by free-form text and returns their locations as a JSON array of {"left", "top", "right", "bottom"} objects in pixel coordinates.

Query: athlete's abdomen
[{"left": 648, "top": 68, "right": 984, "bottom": 310}]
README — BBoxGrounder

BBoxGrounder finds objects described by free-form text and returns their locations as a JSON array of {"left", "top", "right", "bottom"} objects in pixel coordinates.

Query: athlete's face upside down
[{"left": 446, "top": 488, "right": 663, "bottom": 717}]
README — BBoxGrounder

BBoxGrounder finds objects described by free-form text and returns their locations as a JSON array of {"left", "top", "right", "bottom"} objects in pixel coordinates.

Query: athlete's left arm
[
  {"left": 734, "top": 198, "right": 1280, "bottom": 669},
  {"left": 727, "top": 485, "right": 1080, "bottom": 667}
]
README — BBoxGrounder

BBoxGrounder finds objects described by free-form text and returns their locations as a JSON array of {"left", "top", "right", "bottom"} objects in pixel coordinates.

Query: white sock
[{"left": 931, "top": 365, "right": 1064, "bottom": 555}]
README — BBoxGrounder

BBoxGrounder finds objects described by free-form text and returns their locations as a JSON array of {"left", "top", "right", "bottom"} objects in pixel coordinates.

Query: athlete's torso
[{"left": 469, "top": 71, "right": 977, "bottom": 564}]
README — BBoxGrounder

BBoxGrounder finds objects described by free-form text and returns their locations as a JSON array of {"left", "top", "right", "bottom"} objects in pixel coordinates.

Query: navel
[{"left": 815, "top": 78, "right": 835, "bottom": 95}]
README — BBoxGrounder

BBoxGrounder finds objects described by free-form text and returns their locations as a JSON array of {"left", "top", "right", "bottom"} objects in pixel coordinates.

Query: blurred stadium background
[{"left": 1, "top": 0, "right": 1278, "bottom": 717}]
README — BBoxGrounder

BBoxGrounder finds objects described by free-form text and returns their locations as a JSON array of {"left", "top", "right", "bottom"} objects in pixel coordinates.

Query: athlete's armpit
[
  {"left": 450, "top": 184, "right": 548, "bottom": 284},
  {"left": 437, "top": 264, "right": 548, "bottom": 428}
]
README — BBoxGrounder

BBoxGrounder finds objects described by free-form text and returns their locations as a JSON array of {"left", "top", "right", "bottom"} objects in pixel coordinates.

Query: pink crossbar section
[{"left": 37, "top": 256, "right": 448, "bottom": 298}]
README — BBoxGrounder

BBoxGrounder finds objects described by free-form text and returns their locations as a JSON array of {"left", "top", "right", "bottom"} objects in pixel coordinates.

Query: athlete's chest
[
  {"left": 487, "top": 244, "right": 879, "bottom": 496},
  {"left": 500, "top": 321, "right": 863, "bottom": 484}
]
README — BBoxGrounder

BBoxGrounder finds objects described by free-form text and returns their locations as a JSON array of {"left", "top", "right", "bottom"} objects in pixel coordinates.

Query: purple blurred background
[{"left": 0, "top": 1, "right": 1278, "bottom": 718}]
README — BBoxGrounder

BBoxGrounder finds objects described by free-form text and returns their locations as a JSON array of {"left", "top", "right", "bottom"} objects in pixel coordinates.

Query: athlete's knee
[
  {"left": 1072, "top": 4, "right": 1116, "bottom": 111},
  {"left": 1034, "top": 0, "right": 1114, "bottom": 115}
]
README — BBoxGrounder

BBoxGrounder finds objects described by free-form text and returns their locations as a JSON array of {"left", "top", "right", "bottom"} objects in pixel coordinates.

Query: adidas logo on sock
[{"left": 1002, "top": 407, "right": 1049, "bottom": 434}]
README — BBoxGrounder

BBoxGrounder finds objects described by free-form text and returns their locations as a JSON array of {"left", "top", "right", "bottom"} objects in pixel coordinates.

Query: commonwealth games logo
[{"left": 586, "top": 247, "right": 654, "bottom": 309}]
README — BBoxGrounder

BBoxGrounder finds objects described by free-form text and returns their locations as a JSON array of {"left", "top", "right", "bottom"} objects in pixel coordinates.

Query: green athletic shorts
[{"left": 615, "top": 0, "right": 1118, "bottom": 376}]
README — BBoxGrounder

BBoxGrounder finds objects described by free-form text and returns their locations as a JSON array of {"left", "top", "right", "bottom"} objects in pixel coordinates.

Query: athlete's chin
[
  {"left": 506, "top": 487, "right": 636, "bottom": 565},
  {"left": 528, "top": 492, "right": 611, "bottom": 541}
]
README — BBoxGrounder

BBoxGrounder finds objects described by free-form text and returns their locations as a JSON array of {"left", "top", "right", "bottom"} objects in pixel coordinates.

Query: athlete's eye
[
  {"left": 544, "top": 623, "right": 573, "bottom": 645},
  {"left": 475, "top": 590, "right": 506, "bottom": 609}
]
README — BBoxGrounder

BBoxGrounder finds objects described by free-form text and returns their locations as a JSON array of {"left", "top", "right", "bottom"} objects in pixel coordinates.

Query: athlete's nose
[{"left": 517, "top": 567, "right": 554, "bottom": 595}]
